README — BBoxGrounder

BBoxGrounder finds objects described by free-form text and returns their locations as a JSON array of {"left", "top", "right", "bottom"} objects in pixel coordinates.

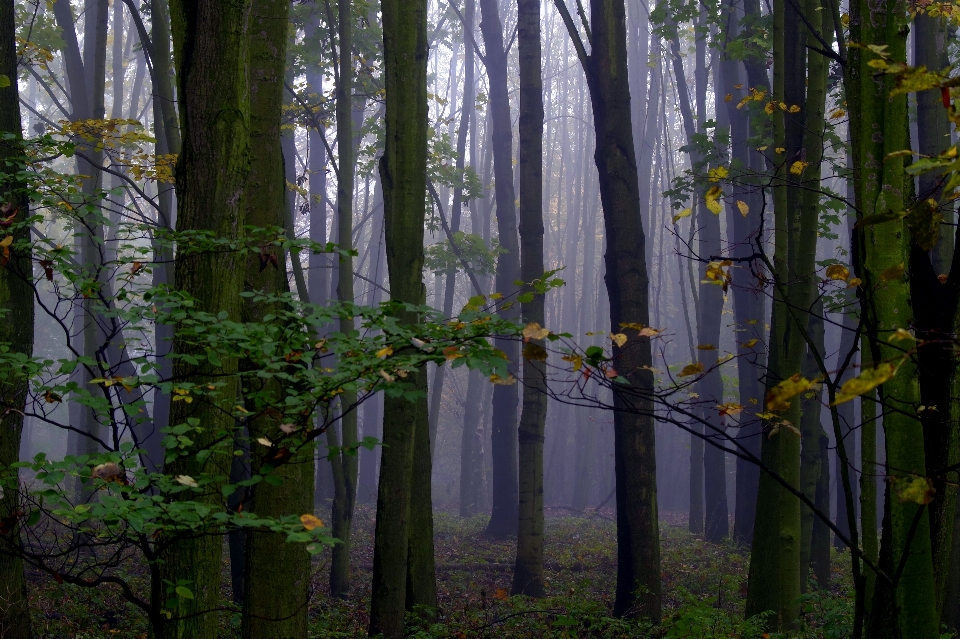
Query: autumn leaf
[
  {"left": 696, "top": 344, "right": 717, "bottom": 351},
  {"left": 443, "top": 346, "right": 464, "bottom": 361},
  {"left": 825, "top": 264, "right": 850, "bottom": 281},
  {"left": 894, "top": 476, "right": 935, "bottom": 505},
  {"left": 522, "top": 322, "right": 550, "bottom": 341},
  {"left": 378, "top": 369, "right": 395, "bottom": 382},
  {"left": 764, "top": 101, "right": 776, "bottom": 115},
  {"left": 562, "top": 353, "right": 583, "bottom": 371},
  {"left": 256, "top": 437, "right": 273, "bottom": 447},
  {"left": 494, "top": 588, "right": 509, "bottom": 601},
  {"left": 672, "top": 207, "right": 692, "bottom": 224},
  {"left": 708, "top": 165, "right": 729, "bottom": 182},
  {"left": 847, "top": 277, "right": 862, "bottom": 288},
  {"left": 678, "top": 362, "right": 704, "bottom": 377},
  {"left": 789, "top": 160, "right": 809, "bottom": 175},
  {"left": 736, "top": 200, "right": 749, "bottom": 217},
  {"left": 766, "top": 374, "right": 817, "bottom": 412},
  {"left": 523, "top": 342, "right": 548, "bottom": 361},
  {"left": 717, "top": 403, "right": 743, "bottom": 417},
  {"left": 376, "top": 346, "right": 393, "bottom": 359},
  {"left": 0, "top": 75, "right": 9, "bottom": 88},
  {"left": 490, "top": 374, "right": 517, "bottom": 385},
  {"left": 890, "top": 328, "right": 916, "bottom": 342},
  {"left": 829, "top": 108, "right": 846, "bottom": 119},
  {"left": 175, "top": 475, "right": 198, "bottom": 488},
  {"left": 604, "top": 367, "right": 619, "bottom": 379},
  {"left": 705, "top": 186, "right": 723, "bottom": 214},
  {"left": 741, "top": 338, "right": 759, "bottom": 349},
  {"left": 609, "top": 332, "right": 627, "bottom": 347},
  {"left": 300, "top": 514, "right": 324, "bottom": 530},
  {"left": 833, "top": 360, "right": 902, "bottom": 405},
  {"left": 788, "top": 104, "right": 801, "bottom": 113}
]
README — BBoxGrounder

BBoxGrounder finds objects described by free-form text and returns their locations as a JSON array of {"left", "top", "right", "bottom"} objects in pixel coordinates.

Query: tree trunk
[
  {"left": 556, "top": 0, "right": 662, "bottom": 621},
  {"left": 512, "top": 0, "right": 547, "bottom": 598},
  {"left": 477, "top": 0, "right": 522, "bottom": 539},
  {"left": 848, "top": 0, "right": 939, "bottom": 634},
  {"left": 369, "top": 0, "right": 431, "bottom": 635},
  {"left": 160, "top": 3, "right": 252, "bottom": 637},
  {"left": 0, "top": 2, "right": 34, "bottom": 633}
]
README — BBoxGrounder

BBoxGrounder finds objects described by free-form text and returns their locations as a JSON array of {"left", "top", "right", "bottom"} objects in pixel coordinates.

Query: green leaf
[
  {"left": 175, "top": 585, "right": 194, "bottom": 600},
  {"left": 0, "top": 75, "right": 10, "bottom": 88}
]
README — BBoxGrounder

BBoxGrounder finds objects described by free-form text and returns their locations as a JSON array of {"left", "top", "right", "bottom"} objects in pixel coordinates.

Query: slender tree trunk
[
  {"left": 556, "top": 0, "right": 662, "bottom": 621},
  {"left": 800, "top": 301, "right": 826, "bottom": 591},
  {"left": 369, "top": 1, "right": 431, "bottom": 635},
  {"left": 0, "top": 2, "right": 34, "bottom": 633},
  {"left": 512, "top": 0, "right": 547, "bottom": 598},
  {"left": 477, "top": 0, "right": 522, "bottom": 539}
]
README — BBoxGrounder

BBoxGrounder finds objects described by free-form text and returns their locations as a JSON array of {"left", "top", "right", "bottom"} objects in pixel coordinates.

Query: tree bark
[
  {"left": 512, "top": 0, "right": 547, "bottom": 598},
  {"left": 369, "top": 0, "right": 432, "bottom": 635},
  {"left": 478, "top": 0, "right": 522, "bottom": 538},
  {"left": 0, "top": 1, "right": 34, "bottom": 633},
  {"left": 160, "top": 3, "right": 252, "bottom": 637}
]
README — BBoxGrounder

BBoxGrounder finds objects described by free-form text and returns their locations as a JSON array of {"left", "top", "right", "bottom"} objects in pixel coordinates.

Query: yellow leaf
[
  {"left": 522, "top": 322, "right": 550, "bottom": 341},
  {"left": 894, "top": 476, "right": 935, "bottom": 505},
  {"left": 638, "top": 327, "right": 660, "bottom": 337},
  {"left": 741, "top": 338, "right": 759, "bottom": 349},
  {"left": 788, "top": 104, "right": 801, "bottom": 113},
  {"left": 766, "top": 374, "right": 817, "bottom": 412},
  {"left": 708, "top": 166, "right": 729, "bottom": 182},
  {"left": 562, "top": 353, "right": 583, "bottom": 371},
  {"left": 0, "top": 236, "right": 12, "bottom": 248},
  {"left": 790, "top": 160, "right": 809, "bottom": 175},
  {"left": 443, "top": 346, "right": 464, "bottom": 360},
  {"left": 705, "top": 186, "right": 723, "bottom": 214},
  {"left": 378, "top": 369, "right": 395, "bottom": 382},
  {"left": 890, "top": 328, "right": 916, "bottom": 342},
  {"left": 697, "top": 344, "right": 717, "bottom": 350},
  {"left": 300, "top": 514, "right": 324, "bottom": 530},
  {"left": 672, "top": 207, "right": 692, "bottom": 223},
  {"left": 829, "top": 108, "right": 847, "bottom": 119},
  {"left": 717, "top": 403, "right": 744, "bottom": 416},
  {"left": 175, "top": 475, "right": 198, "bottom": 488},
  {"left": 610, "top": 333, "right": 627, "bottom": 347},
  {"left": 256, "top": 437, "right": 273, "bottom": 447},
  {"left": 0, "top": 75, "right": 10, "bottom": 88},
  {"left": 678, "top": 362, "right": 704, "bottom": 377},
  {"left": 825, "top": 264, "right": 850, "bottom": 281},
  {"left": 833, "top": 360, "right": 901, "bottom": 405},
  {"left": 736, "top": 200, "right": 749, "bottom": 217},
  {"left": 847, "top": 277, "right": 862, "bottom": 288},
  {"left": 490, "top": 374, "right": 517, "bottom": 385},
  {"left": 775, "top": 147, "right": 786, "bottom": 154},
  {"left": 764, "top": 101, "right": 776, "bottom": 115},
  {"left": 376, "top": 346, "right": 393, "bottom": 359},
  {"left": 724, "top": 93, "right": 733, "bottom": 102},
  {"left": 734, "top": 83, "right": 743, "bottom": 89},
  {"left": 867, "top": 58, "right": 889, "bottom": 69}
]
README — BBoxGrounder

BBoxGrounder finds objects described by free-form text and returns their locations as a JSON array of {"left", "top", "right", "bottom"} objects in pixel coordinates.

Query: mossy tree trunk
[
  {"left": 239, "top": 1, "right": 314, "bottom": 637},
  {"left": 161, "top": 3, "right": 252, "bottom": 637},
  {"left": 0, "top": 1, "right": 34, "bottom": 634},
  {"left": 369, "top": 0, "right": 431, "bottom": 635},
  {"left": 847, "top": 0, "right": 939, "bottom": 636}
]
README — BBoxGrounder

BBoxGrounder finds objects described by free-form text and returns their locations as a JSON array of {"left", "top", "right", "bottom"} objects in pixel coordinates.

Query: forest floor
[{"left": 27, "top": 509, "right": 855, "bottom": 638}]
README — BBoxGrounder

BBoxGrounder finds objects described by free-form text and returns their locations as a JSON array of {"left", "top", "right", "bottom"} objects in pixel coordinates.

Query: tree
[
  {"left": 0, "top": 0, "right": 34, "bottom": 634},
  {"left": 477, "top": 0, "right": 523, "bottom": 539},
  {"left": 160, "top": 2, "right": 254, "bottom": 637},
  {"left": 512, "top": 0, "right": 548, "bottom": 598},
  {"left": 555, "top": 0, "right": 662, "bottom": 621},
  {"left": 369, "top": 0, "right": 432, "bottom": 635}
]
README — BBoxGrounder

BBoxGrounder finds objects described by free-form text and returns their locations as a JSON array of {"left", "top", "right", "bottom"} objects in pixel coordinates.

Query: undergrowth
[{"left": 26, "top": 510, "right": 857, "bottom": 638}]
